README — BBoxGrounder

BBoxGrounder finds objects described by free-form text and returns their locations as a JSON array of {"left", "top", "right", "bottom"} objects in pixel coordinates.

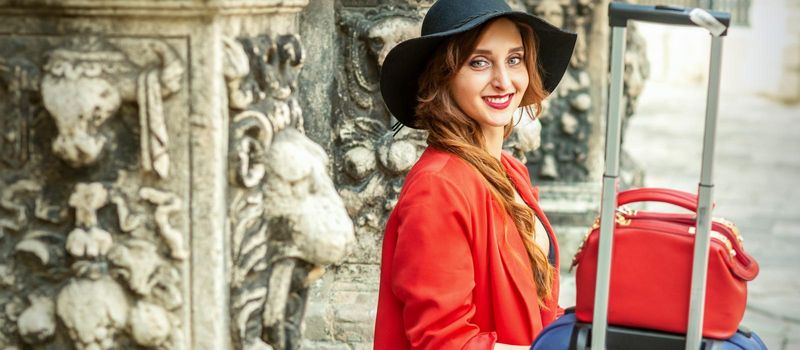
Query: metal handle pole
[
  {"left": 591, "top": 25, "right": 627, "bottom": 350},
  {"left": 685, "top": 35, "right": 724, "bottom": 350}
]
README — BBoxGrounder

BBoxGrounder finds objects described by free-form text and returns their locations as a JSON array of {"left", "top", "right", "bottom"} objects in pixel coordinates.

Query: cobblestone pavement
[{"left": 621, "top": 80, "right": 800, "bottom": 349}]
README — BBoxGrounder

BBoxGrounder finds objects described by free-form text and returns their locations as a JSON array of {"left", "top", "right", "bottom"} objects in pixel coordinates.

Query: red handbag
[{"left": 572, "top": 188, "right": 760, "bottom": 339}]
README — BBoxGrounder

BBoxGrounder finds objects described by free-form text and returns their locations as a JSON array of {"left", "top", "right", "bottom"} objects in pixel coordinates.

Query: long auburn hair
[{"left": 415, "top": 18, "right": 554, "bottom": 305}]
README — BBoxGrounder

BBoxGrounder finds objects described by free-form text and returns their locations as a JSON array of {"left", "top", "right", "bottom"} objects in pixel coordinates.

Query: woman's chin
[{"left": 485, "top": 114, "right": 514, "bottom": 127}]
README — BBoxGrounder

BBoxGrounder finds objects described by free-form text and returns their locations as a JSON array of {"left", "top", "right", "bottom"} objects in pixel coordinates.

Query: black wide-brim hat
[{"left": 380, "top": 0, "right": 577, "bottom": 129}]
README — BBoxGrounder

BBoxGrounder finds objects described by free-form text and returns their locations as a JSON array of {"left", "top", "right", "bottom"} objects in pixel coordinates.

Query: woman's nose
[{"left": 492, "top": 66, "right": 512, "bottom": 91}]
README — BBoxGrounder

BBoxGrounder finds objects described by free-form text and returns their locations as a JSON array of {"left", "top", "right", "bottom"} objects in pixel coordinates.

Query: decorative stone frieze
[
  {"left": 1, "top": 1, "right": 355, "bottom": 350},
  {"left": 0, "top": 30, "right": 190, "bottom": 349},
  {"left": 39, "top": 38, "right": 182, "bottom": 177},
  {"left": 224, "top": 32, "right": 355, "bottom": 350},
  {"left": 334, "top": 3, "right": 428, "bottom": 263}
]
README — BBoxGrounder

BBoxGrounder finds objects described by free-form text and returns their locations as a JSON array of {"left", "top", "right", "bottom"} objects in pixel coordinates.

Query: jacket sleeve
[{"left": 390, "top": 173, "right": 496, "bottom": 350}]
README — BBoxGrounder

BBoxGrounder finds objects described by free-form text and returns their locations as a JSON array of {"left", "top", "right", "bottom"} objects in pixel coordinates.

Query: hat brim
[{"left": 380, "top": 11, "right": 577, "bottom": 129}]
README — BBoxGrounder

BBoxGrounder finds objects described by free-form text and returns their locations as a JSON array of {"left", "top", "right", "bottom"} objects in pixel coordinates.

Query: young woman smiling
[{"left": 374, "top": 0, "right": 576, "bottom": 349}]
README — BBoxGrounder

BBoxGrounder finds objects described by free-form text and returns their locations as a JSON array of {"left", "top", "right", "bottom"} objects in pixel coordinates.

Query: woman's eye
[
  {"left": 508, "top": 56, "right": 523, "bottom": 65},
  {"left": 469, "top": 59, "right": 490, "bottom": 69}
]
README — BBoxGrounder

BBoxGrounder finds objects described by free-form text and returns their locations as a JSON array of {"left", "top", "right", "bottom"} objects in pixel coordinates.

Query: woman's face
[{"left": 451, "top": 18, "right": 529, "bottom": 133}]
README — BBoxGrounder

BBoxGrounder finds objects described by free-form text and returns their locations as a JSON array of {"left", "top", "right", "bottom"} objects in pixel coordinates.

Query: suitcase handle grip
[{"left": 609, "top": 2, "right": 731, "bottom": 36}]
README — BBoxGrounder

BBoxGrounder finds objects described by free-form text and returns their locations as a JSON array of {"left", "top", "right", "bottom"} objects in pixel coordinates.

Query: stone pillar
[{"left": 0, "top": 2, "right": 355, "bottom": 350}]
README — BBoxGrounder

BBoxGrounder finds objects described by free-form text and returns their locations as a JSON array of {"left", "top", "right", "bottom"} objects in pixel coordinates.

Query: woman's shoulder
[
  {"left": 405, "top": 147, "right": 481, "bottom": 185},
  {"left": 397, "top": 147, "right": 487, "bottom": 204},
  {"left": 500, "top": 150, "right": 531, "bottom": 179}
]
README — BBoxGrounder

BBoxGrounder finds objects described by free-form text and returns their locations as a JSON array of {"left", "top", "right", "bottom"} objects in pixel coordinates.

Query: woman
[{"left": 374, "top": 0, "right": 576, "bottom": 349}]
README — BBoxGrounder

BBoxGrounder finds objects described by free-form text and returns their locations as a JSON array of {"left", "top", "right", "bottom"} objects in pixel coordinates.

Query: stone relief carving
[
  {"left": 224, "top": 34, "right": 355, "bottom": 350},
  {"left": 140, "top": 187, "right": 188, "bottom": 260},
  {"left": 0, "top": 56, "right": 40, "bottom": 169},
  {"left": 510, "top": 0, "right": 595, "bottom": 181},
  {"left": 505, "top": 111, "right": 544, "bottom": 163},
  {"left": 39, "top": 37, "right": 183, "bottom": 178},
  {"left": 339, "top": 4, "right": 422, "bottom": 110},
  {"left": 0, "top": 179, "right": 187, "bottom": 349},
  {"left": 505, "top": 1, "right": 648, "bottom": 184},
  {"left": 0, "top": 35, "right": 189, "bottom": 349},
  {"left": 335, "top": 5, "right": 428, "bottom": 261},
  {"left": 0, "top": 180, "right": 41, "bottom": 237},
  {"left": 339, "top": 0, "right": 435, "bottom": 8}
]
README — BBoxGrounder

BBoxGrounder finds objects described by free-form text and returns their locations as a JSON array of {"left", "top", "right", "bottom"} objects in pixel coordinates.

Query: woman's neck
[{"left": 482, "top": 125, "right": 505, "bottom": 160}]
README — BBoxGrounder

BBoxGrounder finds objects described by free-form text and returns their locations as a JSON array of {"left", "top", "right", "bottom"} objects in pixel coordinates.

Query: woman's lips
[{"left": 483, "top": 93, "right": 514, "bottom": 110}]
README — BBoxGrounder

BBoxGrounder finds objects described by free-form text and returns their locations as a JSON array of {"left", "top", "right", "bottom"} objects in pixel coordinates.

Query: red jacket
[{"left": 373, "top": 147, "right": 562, "bottom": 350}]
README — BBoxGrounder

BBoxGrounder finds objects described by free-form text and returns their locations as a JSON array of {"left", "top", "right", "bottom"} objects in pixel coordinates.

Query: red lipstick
[{"left": 483, "top": 93, "right": 514, "bottom": 110}]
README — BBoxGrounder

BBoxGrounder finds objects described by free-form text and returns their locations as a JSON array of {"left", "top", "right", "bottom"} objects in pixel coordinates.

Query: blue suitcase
[{"left": 531, "top": 311, "right": 768, "bottom": 350}]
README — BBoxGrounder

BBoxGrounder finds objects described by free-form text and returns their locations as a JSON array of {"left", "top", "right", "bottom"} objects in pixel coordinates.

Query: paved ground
[{"left": 622, "top": 80, "right": 800, "bottom": 349}]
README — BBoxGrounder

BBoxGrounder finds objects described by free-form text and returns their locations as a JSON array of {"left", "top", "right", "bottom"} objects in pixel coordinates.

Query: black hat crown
[{"left": 422, "top": 0, "right": 512, "bottom": 35}]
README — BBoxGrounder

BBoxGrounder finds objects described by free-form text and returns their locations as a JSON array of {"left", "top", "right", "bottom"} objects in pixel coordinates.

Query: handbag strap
[{"left": 617, "top": 188, "right": 703, "bottom": 212}]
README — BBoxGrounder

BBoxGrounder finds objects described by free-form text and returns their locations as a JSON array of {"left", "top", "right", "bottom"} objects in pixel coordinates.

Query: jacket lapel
[
  {"left": 500, "top": 154, "right": 560, "bottom": 272},
  {"left": 492, "top": 202, "right": 539, "bottom": 334},
  {"left": 491, "top": 156, "right": 547, "bottom": 332}
]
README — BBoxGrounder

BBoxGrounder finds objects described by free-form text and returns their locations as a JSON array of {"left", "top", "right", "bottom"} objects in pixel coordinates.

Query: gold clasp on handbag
[
  {"left": 688, "top": 226, "right": 737, "bottom": 258},
  {"left": 614, "top": 207, "right": 636, "bottom": 226},
  {"left": 714, "top": 217, "right": 744, "bottom": 244},
  {"left": 572, "top": 208, "right": 638, "bottom": 271}
]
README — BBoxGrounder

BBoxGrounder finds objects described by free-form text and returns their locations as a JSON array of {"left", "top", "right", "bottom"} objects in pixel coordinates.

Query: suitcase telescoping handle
[
  {"left": 591, "top": 3, "right": 730, "bottom": 350},
  {"left": 609, "top": 2, "right": 731, "bottom": 35}
]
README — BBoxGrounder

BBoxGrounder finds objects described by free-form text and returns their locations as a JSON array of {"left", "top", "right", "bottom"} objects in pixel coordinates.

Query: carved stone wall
[
  {"left": 0, "top": 1, "right": 355, "bottom": 350},
  {"left": 0, "top": 32, "right": 191, "bottom": 350}
]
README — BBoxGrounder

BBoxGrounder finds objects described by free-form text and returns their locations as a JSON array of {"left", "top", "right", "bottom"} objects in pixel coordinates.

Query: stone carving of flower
[
  {"left": 69, "top": 183, "right": 108, "bottom": 227},
  {"left": 375, "top": 127, "right": 425, "bottom": 176},
  {"left": 66, "top": 183, "right": 113, "bottom": 259},
  {"left": 17, "top": 296, "right": 55, "bottom": 344},
  {"left": 56, "top": 277, "right": 128, "bottom": 350},
  {"left": 66, "top": 227, "right": 113, "bottom": 258},
  {"left": 128, "top": 301, "right": 170, "bottom": 347}
]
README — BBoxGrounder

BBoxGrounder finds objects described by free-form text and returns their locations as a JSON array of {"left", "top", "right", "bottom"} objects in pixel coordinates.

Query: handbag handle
[
  {"left": 617, "top": 188, "right": 704, "bottom": 212},
  {"left": 616, "top": 188, "right": 759, "bottom": 281}
]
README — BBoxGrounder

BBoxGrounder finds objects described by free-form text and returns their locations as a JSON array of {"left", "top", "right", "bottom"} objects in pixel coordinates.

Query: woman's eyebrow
[{"left": 472, "top": 46, "right": 525, "bottom": 55}]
